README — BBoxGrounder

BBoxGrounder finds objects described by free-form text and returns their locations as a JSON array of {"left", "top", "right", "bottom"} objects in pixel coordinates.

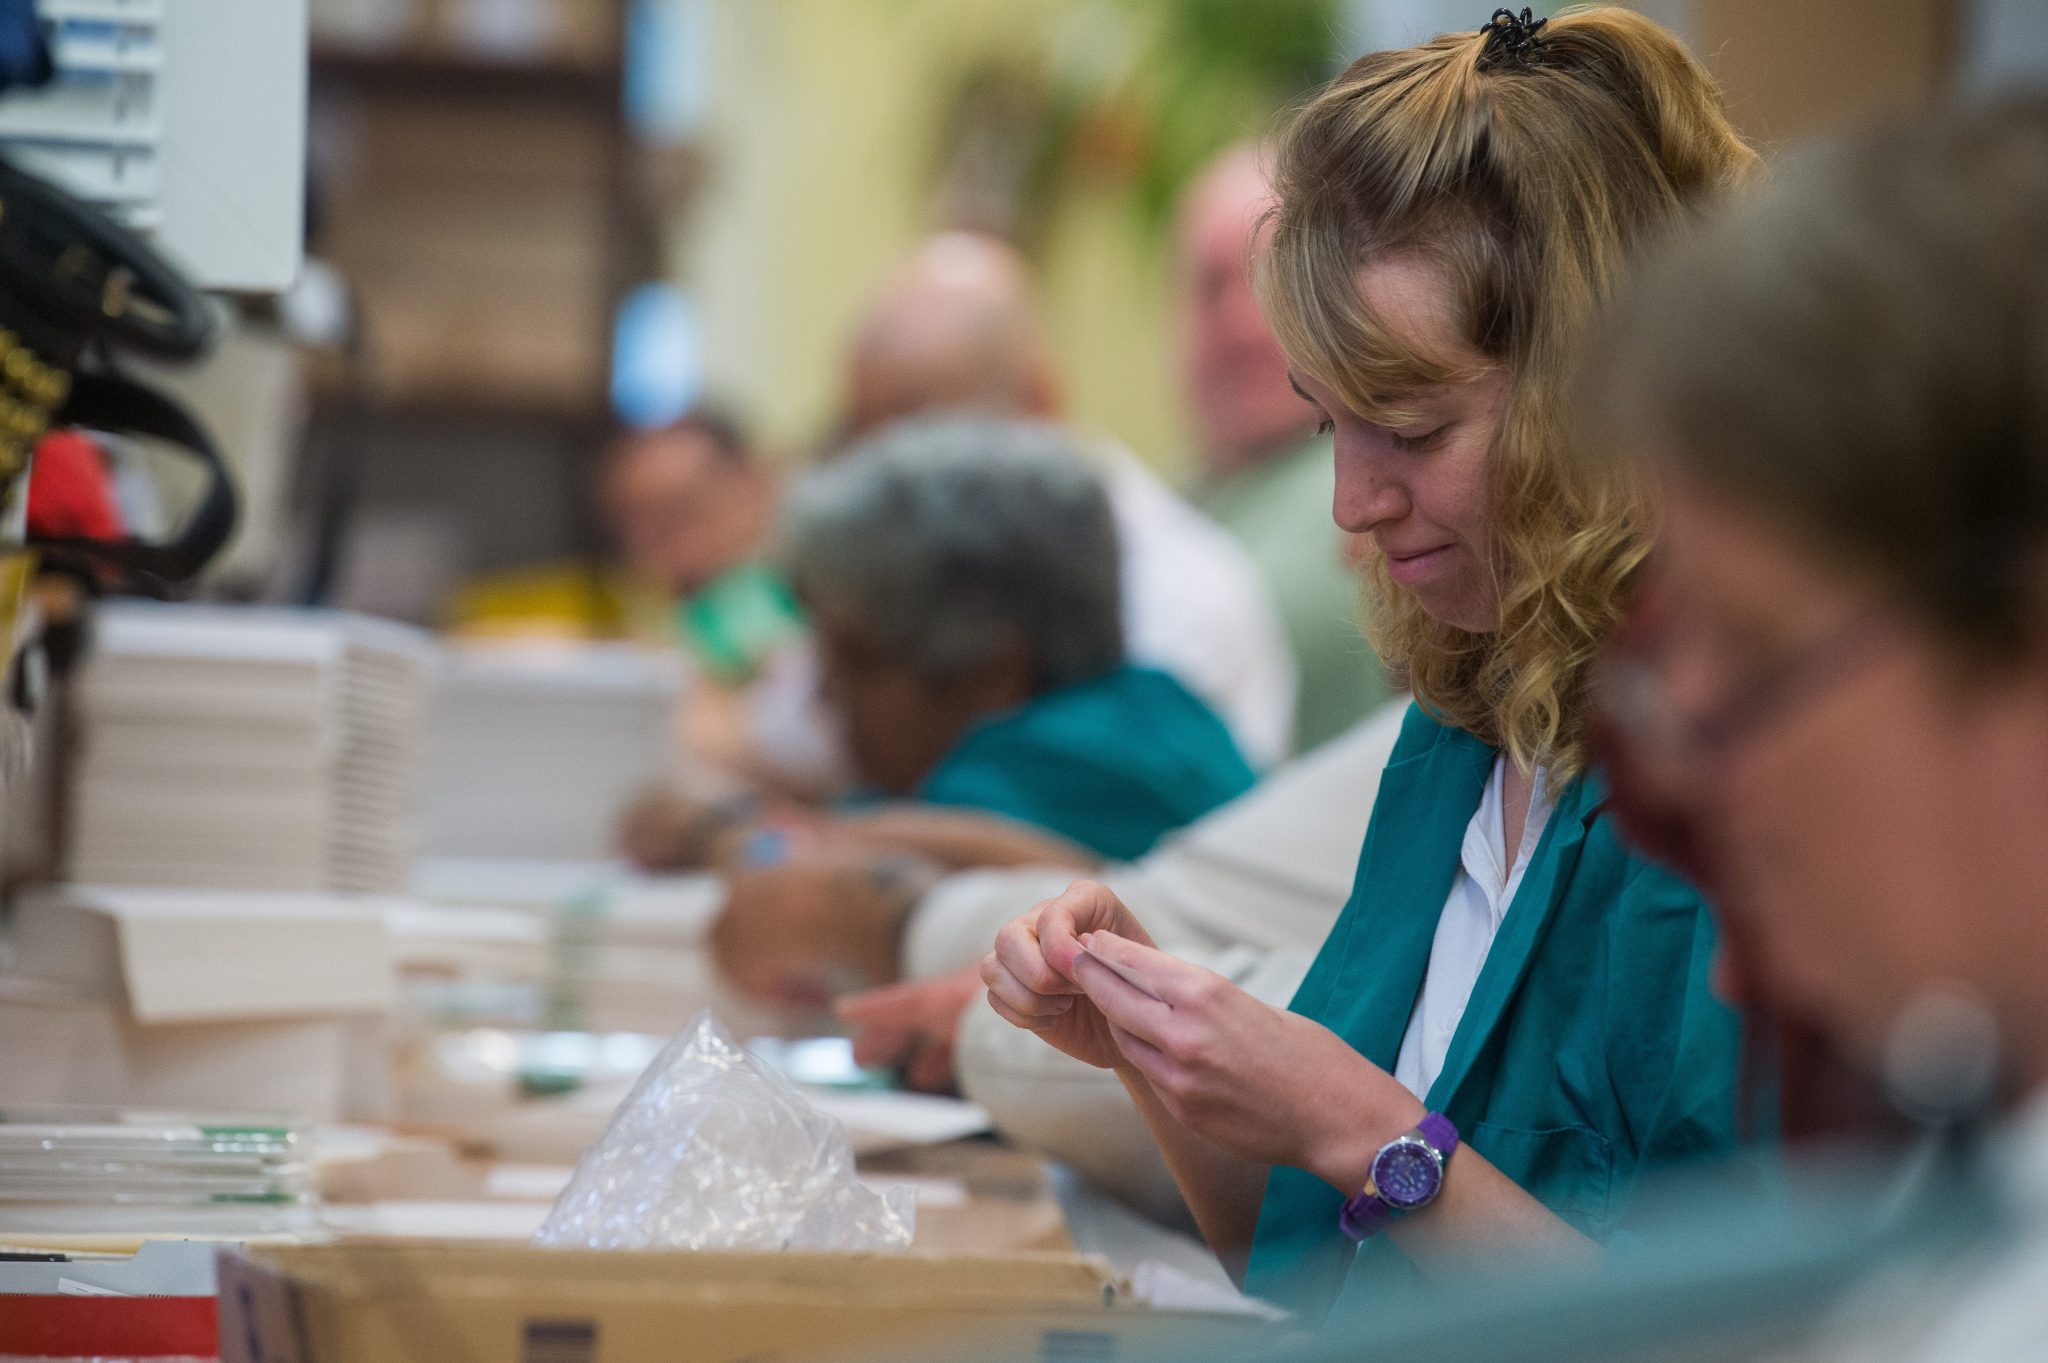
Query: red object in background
[
  {"left": 0, "top": 1293, "right": 218, "bottom": 1356},
  {"left": 27, "top": 428, "right": 125, "bottom": 541}
]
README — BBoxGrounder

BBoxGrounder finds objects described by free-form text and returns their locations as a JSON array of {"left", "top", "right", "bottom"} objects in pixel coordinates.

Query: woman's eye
[
  {"left": 1390, "top": 426, "right": 1447, "bottom": 453},
  {"left": 1314, "top": 418, "right": 1335, "bottom": 437}
]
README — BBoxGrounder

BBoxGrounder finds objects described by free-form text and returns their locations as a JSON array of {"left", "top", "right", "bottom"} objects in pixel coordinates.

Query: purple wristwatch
[{"left": 1338, "top": 1112, "right": 1459, "bottom": 1241}]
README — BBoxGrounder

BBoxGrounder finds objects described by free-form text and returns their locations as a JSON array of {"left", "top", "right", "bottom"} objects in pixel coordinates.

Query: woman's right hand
[{"left": 980, "top": 880, "right": 1156, "bottom": 1070}]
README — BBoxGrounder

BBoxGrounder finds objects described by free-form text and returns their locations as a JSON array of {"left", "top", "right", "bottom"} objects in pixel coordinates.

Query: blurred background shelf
[
  {"left": 309, "top": 49, "right": 623, "bottom": 99},
  {"left": 299, "top": 0, "right": 660, "bottom": 623}
]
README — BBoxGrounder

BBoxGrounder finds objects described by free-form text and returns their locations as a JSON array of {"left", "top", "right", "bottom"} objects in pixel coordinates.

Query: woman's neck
[{"left": 1500, "top": 757, "right": 1537, "bottom": 870}]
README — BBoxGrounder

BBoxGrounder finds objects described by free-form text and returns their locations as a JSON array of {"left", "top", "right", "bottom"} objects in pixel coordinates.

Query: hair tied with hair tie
[{"left": 1479, "top": 7, "right": 1547, "bottom": 69}]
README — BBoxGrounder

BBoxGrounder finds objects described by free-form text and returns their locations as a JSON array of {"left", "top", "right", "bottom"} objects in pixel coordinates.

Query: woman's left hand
[{"left": 1072, "top": 931, "right": 1427, "bottom": 1189}]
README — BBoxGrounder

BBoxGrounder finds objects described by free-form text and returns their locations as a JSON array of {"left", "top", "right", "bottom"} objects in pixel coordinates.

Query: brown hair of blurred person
[
  {"left": 840, "top": 231, "right": 1063, "bottom": 440},
  {"left": 1259, "top": 6, "right": 1756, "bottom": 777},
  {"left": 1177, "top": 143, "right": 1315, "bottom": 480},
  {"left": 601, "top": 411, "right": 778, "bottom": 602}
]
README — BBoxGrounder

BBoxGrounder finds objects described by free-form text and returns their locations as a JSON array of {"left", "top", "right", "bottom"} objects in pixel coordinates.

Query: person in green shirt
[
  {"left": 979, "top": 6, "right": 1764, "bottom": 1323},
  {"left": 600, "top": 411, "right": 799, "bottom": 683},
  {"left": 1178, "top": 143, "right": 1391, "bottom": 755}
]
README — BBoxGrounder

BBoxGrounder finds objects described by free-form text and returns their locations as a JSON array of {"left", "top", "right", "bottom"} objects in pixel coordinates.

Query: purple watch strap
[
  {"left": 1416, "top": 1111, "right": 1460, "bottom": 1160},
  {"left": 1338, "top": 1186, "right": 1393, "bottom": 1240},
  {"left": 1337, "top": 1111, "right": 1458, "bottom": 1242}
]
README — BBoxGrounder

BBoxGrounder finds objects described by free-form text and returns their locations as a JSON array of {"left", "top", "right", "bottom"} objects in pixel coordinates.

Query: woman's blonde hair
[{"left": 1259, "top": 6, "right": 1755, "bottom": 776}]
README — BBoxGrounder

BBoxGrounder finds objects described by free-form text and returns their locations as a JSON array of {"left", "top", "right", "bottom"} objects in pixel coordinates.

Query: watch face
[{"left": 1372, "top": 1139, "right": 1442, "bottom": 1210}]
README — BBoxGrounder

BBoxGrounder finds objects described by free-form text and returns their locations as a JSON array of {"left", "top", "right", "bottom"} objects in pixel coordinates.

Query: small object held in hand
[{"left": 1077, "top": 932, "right": 1164, "bottom": 1002}]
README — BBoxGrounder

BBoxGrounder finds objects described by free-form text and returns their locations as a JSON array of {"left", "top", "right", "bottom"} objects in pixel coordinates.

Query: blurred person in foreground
[
  {"left": 980, "top": 6, "right": 1759, "bottom": 1316},
  {"left": 839, "top": 230, "right": 1297, "bottom": 770},
  {"left": 1180, "top": 143, "right": 1391, "bottom": 753},
  {"left": 1579, "top": 95, "right": 2048, "bottom": 1363},
  {"left": 703, "top": 415, "right": 1256, "bottom": 1008}
]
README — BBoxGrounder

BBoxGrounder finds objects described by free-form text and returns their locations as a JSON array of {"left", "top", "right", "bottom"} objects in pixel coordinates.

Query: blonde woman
[{"left": 982, "top": 6, "right": 1761, "bottom": 1320}]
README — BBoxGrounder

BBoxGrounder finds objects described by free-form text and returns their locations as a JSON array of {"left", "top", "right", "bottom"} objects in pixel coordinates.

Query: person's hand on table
[
  {"left": 617, "top": 784, "right": 834, "bottom": 873},
  {"left": 711, "top": 850, "right": 941, "bottom": 1009},
  {"left": 979, "top": 880, "right": 1157, "bottom": 1072},
  {"left": 618, "top": 785, "right": 768, "bottom": 871},
  {"left": 836, "top": 966, "right": 983, "bottom": 1094},
  {"left": 1067, "top": 929, "right": 1427, "bottom": 1190}
]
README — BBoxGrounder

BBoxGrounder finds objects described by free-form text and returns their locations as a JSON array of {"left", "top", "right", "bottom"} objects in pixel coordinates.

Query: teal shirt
[
  {"left": 917, "top": 664, "right": 1256, "bottom": 862},
  {"left": 1245, "top": 704, "right": 1748, "bottom": 1320}
]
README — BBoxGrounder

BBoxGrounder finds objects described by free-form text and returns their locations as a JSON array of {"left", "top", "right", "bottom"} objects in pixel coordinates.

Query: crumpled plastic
[{"left": 534, "top": 1010, "right": 916, "bottom": 1252}]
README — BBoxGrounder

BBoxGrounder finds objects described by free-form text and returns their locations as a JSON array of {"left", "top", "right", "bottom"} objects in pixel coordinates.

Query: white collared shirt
[{"left": 1392, "top": 754, "right": 1555, "bottom": 1103}]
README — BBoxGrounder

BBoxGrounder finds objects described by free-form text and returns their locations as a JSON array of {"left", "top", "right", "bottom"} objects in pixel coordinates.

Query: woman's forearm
[
  {"left": 832, "top": 807, "right": 1103, "bottom": 873},
  {"left": 1389, "top": 1145, "right": 1598, "bottom": 1274},
  {"left": 1115, "top": 1065, "right": 1269, "bottom": 1282}
]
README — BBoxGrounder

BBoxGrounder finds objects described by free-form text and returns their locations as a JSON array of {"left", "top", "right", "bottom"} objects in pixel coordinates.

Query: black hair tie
[{"left": 1478, "top": 7, "right": 1547, "bottom": 69}]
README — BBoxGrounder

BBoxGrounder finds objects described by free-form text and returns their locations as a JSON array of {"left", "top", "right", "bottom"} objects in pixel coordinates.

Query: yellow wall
[{"left": 683, "top": 0, "right": 1190, "bottom": 474}]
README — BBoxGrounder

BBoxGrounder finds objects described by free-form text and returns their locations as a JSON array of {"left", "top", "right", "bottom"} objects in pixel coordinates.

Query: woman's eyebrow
[{"left": 1286, "top": 373, "right": 1319, "bottom": 406}]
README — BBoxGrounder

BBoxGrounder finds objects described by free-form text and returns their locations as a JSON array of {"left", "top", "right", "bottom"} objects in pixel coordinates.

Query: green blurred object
[
  {"left": 926, "top": 0, "right": 1339, "bottom": 246},
  {"left": 675, "top": 562, "right": 807, "bottom": 686}
]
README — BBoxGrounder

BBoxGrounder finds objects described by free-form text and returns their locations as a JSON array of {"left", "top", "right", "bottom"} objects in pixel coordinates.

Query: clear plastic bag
[{"left": 534, "top": 1011, "right": 916, "bottom": 1252}]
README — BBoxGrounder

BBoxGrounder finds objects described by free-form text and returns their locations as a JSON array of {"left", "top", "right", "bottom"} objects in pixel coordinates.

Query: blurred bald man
[
  {"left": 839, "top": 231, "right": 1296, "bottom": 769},
  {"left": 1180, "top": 144, "right": 1390, "bottom": 753}
]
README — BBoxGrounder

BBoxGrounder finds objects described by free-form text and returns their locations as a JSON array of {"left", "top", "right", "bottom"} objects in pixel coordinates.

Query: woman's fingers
[
  {"left": 992, "top": 915, "right": 1080, "bottom": 997},
  {"left": 1105, "top": 1020, "right": 1184, "bottom": 1092},
  {"left": 987, "top": 990, "right": 1063, "bottom": 1033},
  {"left": 979, "top": 949, "right": 1074, "bottom": 1019},
  {"left": 1080, "top": 930, "right": 1209, "bottom": 1009},
  {"left": 1035, "top": 879, "right": 1146, "bottom": 978},
  {"left": 1069, "top": 944, "right": 1175, "bottom": 1044}
]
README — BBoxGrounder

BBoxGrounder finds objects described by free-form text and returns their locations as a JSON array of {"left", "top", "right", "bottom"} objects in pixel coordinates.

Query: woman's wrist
[{"left": 1302, "top": 1062, "right": 1428, "bottom": 1194}]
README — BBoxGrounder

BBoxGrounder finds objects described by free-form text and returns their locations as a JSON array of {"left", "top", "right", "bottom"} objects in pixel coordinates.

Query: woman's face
[
  {"left": 1642, "top": 474, "right": 2048, "bottom": 1070},
  {"left": 1289, "top": 255, "right": 1512, "bottom": 634},
  {"left": 811, "top": 608, "right": 1031, "bottom": 797},
  {"left": 813, "top": 612, "right": 966, "bottom": 796}
]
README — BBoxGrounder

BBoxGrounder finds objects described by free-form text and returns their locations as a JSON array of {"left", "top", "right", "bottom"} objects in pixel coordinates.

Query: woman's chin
[{"left": 1406, "top": 588, "right": 1496, "bottom": 635}]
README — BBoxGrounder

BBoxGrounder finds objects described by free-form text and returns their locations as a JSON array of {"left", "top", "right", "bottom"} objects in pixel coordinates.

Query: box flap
[
  {"left": 0, "top": 1238, "right": 226, "bottom": 1296},
  {"left": 14, "top": 888, "right": 397, "bottom": 1023},
  {"left": 237, "top": 1242, "right": 1120, "bottom": 1310}
]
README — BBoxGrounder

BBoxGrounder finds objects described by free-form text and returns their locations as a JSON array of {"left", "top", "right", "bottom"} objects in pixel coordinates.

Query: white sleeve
[{"left": 898, "top": 699, "right": 1410, "bottom": 977}]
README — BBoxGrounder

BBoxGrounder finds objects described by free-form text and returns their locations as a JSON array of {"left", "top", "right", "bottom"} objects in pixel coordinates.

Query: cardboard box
[
  {"left": 0, "top": 887, "right": 398, "bottom": 1121},
  {"left": 13, "top": 888, "right": 397, "bottom": 1022},
  {"left": 0, "top": 1239, "right": 224, "bottom": 1358},
  {"left": 0, "top": 976, "right": 377, "bottom": 1121},
  {"left": 215, "top": 1242, "right": 1279, "bottom": 1363}
]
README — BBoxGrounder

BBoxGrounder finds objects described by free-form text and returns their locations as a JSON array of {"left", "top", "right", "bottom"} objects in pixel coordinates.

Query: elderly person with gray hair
[{"left": 702, "top": 414, "right": 1256, "bottom": 1008}]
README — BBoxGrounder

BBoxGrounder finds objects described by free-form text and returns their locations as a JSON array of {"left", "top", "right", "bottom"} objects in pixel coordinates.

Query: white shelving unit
[{"left": 0, "top": 0, "right": 307, "bottom": 293}]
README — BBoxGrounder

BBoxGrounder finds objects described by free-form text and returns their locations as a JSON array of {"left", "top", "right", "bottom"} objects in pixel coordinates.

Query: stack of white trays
[{"left": 0, "top": 1106, "right": 315, "bottom": 1237}]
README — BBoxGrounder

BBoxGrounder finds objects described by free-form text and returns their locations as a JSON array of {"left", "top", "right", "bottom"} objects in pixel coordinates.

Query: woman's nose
[{"left": 1333, "top": 455, "right": 1407, "bottom": 535}]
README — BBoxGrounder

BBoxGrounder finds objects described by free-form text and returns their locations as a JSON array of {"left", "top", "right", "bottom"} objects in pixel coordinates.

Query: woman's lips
[{"left": 1385, "top": 543, "right": 1454, "bottom": 585}]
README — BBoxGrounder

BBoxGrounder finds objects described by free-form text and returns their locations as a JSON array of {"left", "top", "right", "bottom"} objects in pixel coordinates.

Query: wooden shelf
[
  {"left": 308, "top": 381, "right": 612, "bottom": 431},
  {"left": 311, "top": 45, "right": 622, "bottom": 104}
]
